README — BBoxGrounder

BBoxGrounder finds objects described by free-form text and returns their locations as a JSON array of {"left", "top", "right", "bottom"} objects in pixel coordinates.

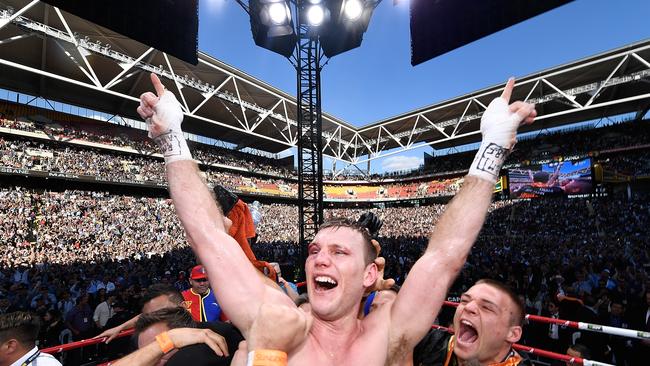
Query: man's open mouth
[
  {"left": 314, "top": 275, "right": 338, "bottom": 291},
  {"left": 457, "top": 319, "right": 479, "bottom": 344}
]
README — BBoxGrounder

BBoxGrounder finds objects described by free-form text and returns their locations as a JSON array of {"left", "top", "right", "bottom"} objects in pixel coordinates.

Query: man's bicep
[{"left": 389, "top": 253, "right": 457, "bottom": 348}]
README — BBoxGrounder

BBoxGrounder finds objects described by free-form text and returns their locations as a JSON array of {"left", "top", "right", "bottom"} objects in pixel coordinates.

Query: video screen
[{"left": 509, "top": 158, "right": 592, "bottom": 198}]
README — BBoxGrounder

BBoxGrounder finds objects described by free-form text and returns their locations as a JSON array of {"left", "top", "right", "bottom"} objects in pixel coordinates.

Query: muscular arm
[
  {"left": 388, "top": 78, "right": 536, "bottom": 351},
  {"left": 388, "top": 176, "right": 494, "bottom": 347},
  {"left": 165, "top": 161, "right": 293, "bottom": 336},
  {"left": 139, "top": 73, "right": 293, "bottom": 337},
  {"left": 111, "top": 340, "right": 165, "bottom": 366}
]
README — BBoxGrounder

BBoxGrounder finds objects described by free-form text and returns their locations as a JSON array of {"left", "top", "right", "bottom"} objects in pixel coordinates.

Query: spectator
[
  {"left": 0, "top": 311, "right": 62, "bottom": 365},
  {"left": 181, "top": 265, "right": 222, "bottom": 323}
]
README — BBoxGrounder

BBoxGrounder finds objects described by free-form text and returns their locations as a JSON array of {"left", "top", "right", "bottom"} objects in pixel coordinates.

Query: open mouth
[
  {"left": 314, "top": 275, "right": 338, "bottom": 291},
  {"left": 457, "top": 320, "right": 479, "bottom": 344}
]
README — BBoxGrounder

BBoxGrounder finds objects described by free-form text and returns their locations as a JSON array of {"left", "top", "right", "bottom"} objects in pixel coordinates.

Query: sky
[{"left": 197, "top": 0, "right": 650, "bottom": 173}]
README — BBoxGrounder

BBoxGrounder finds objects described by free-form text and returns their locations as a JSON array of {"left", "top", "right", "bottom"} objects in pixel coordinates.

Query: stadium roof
[{"left": 0, "top": 0, "right": 649, "bottom": 166}]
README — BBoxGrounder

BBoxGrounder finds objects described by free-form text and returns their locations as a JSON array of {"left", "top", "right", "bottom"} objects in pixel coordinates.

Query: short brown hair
[
  {"left": 134, "top": 307, "right": 195, "bottom": 339},
  {"left": 319, "top": 218, "right": 377, "bottom": 265},
  {"left": 142, "top": 284, "right": 184, "bottom": 310},
  {"left": 475, "top": 279, "right": 525, "bottom": 326},
  {"left": 0, "top": 312, "right": 40, "bottom": 346}
]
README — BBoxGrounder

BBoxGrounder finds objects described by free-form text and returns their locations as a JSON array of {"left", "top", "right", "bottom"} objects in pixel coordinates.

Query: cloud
[{"left": 381, "top": 155, "right": 423, "bottom": 172}]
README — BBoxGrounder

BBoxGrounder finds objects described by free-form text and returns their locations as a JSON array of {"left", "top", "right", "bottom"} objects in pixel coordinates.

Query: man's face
[
  {"left": 305, "top": 227, "right": 377, "bottom": 321},
  {"left": 645, "top": 292, "right": 650, "bottom": 307},
  {"left": 452, "top": 283, "right": 522, "bottom": 364},
  {"left": 610, "top": 303, "right": 624, "bottom": 317},
  {"left": 190, "top": 277, "right": 210, "bottom": 295},
  {"left": 137, "top": 322, "right": 177, "bottom": 366},
  {"left": 142, "top": 295, "right": 178, "bottom": 314}
]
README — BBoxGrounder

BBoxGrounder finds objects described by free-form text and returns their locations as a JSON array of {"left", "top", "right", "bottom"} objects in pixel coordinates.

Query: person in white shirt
[
  {"left": 93, "top": 294, "right": 115, "bottom": 330},
  {"left": 0, "top": 311, "right": 62, "bottom": 366}
]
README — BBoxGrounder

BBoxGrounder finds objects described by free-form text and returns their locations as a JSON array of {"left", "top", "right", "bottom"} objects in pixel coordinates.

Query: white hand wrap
[
  {"left": 149, "top": 92, "right": 192, "bottom": 164},
  {"left": 468, "top": 97, "right": 524, "bottom": 183}
]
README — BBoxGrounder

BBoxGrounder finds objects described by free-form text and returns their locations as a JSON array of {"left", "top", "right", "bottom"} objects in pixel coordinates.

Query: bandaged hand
[
  {"left": 469, "top": 78, "right": 536, "bottom": 183},
  {"left": 137, "top": 73, "right": 192, "bottom": 164}
]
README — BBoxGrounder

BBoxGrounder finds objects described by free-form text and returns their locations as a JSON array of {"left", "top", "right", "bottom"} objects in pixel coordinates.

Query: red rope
[{"left": 40, "top": 329, "right": 134, "bottom": 354}]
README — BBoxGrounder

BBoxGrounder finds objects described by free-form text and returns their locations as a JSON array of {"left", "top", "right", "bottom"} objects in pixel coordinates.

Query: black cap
[{"left": 212, "top": 185, "right": 238, "bottom": 216}]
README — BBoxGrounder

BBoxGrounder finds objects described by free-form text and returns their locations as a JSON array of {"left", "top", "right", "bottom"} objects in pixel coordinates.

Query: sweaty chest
[{"left": 289, "top": 328, "right": 390, "bottom": 366}]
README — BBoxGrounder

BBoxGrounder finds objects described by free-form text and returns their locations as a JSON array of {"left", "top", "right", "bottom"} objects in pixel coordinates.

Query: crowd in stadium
[
  {"left": 1, "top": 99, "right": 650, "bottom": 365},
  {"left": 3, "top": 115, "right": 650, "bottom": 182},
  {"left": 2, "top": 182, "right": 649, "bottom": 364},
  {"left": 0, "top": 117, "right": 294, "bottom": 178}
]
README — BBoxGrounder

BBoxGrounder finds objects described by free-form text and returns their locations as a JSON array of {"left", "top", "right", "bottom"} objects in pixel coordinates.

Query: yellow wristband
[
  {"left": 155, "top": 332, "right": 175, "bottom": 354},
  {"left": 247, "top": 349, "right": 288, "bottom": 366}
]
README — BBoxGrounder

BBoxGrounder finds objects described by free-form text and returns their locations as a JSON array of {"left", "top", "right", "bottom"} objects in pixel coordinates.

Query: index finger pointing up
[
  {"left": 500, "top": 77, "right": 515, "bottom": 103},
  {"left": 150, "top": 73, "right": 166, "bottom": 97}
]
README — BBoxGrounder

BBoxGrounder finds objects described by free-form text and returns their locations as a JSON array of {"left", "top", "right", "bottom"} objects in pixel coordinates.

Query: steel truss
[
  {"left": 0, "top": 1, "right": 356, "bottom": 158},
  {"left": 0, "top": 1, "right": 649, "bottom": 173},
  {"left": 295, "top": 12, "right": 324, "bottom": 246}
]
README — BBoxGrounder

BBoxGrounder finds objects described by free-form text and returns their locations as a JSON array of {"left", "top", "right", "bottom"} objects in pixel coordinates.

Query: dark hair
[
  {"left": 134, "top": 307, "right": 195, "bottom": 339},
  {"left": 319, "top": 218, "right": 377, "bottom": 265},
  {"left": 45, "top": 308, "right": 61, "bottom": 322},
  {"left": 142, "top": 284, "right": 184, "bottom": 309},
  {"left": 569, "top": 343, "right": 592, "bottom": 359},
  {"left": 0, "top": 312, "right": 41, "bottom": 346},
  {"left": 475, "top": 279, "right": 525, "bottom": 326}
]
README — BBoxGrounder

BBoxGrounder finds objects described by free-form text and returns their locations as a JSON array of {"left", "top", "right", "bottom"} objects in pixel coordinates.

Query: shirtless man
[{"left": 137, "top": 73, "right": 535, "bottom": 365}]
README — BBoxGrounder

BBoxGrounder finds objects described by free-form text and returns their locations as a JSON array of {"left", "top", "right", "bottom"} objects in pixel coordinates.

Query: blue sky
[{"left": 198, "top": 0, "right": 649, "bottom": 173}]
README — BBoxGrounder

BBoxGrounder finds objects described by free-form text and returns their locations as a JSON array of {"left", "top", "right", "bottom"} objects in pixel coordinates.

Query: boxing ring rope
[
  {"left": 38, "top": 297, "right": 644, "bottom": 365},
  {"left": 40, "top": 329, "right": 134, "bottom": 354},
  {"left": 430, "top": 325, "right": 613, "bottom": 366}
]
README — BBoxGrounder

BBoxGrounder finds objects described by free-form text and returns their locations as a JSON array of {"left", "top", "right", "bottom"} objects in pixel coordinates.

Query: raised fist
[
  {"left": 136, "top": 73, "right": 192, "bottom": 163},
  {"left": 480, "top": 77, "right": 536, "bottom": 150},
  {"left": 137, "top": 73, "right": 184, "bottom": 139},
  {"left": 469, "top": 78, "right": 536, "bottom": 182}
]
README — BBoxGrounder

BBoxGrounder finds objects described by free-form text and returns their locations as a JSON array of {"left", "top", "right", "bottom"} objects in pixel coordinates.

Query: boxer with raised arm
[{"left": 137, "top": 74, "right": 535, "bottom": 365}]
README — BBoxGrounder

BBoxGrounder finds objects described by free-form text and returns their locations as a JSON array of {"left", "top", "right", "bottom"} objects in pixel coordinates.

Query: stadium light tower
[{"left": 240, "top": 0, "right": 380, "bottom": 275}]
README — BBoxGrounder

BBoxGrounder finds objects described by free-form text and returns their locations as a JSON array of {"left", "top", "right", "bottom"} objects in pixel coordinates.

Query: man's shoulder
[{"left": 35, "top": 352, "right": 63, "bottom": 366}]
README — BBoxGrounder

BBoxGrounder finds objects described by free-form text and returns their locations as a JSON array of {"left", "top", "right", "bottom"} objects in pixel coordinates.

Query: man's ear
[
  {"left": 363, "top": 262, "right": 378, "bottom": 288},
  {"left": 506, "top": 325, "right": 522, "bottom": 344},
  {"left": 2, "top": 339, "right": 19, "bottom": 355}
]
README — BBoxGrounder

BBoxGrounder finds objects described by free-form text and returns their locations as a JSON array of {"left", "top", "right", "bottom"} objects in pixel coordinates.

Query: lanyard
[{"left": 21, "top": 350, "right": 40, "bottom": 366}]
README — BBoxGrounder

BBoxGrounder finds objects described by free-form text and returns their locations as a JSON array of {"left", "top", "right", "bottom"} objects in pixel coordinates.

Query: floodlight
[
  {"left": 307, "top": 5, "right": 325, "bottom": 26},
  {"left": 249, "top": 0, "right": 296, "bottom": 57},
  {"left": 343, "top": 0, "right": 363, "bottom": 21},
  {"left": 268, "top": 2, "right": 290, "bottom": 25},
  {"left": 320, "top": 0, "right": 376, "bottom": 57}
]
